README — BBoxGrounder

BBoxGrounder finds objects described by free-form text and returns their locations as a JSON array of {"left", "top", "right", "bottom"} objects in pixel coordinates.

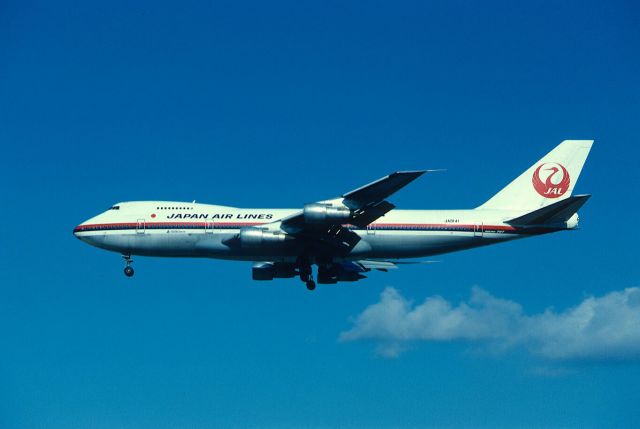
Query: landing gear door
[
  {"left": 136, "top": 219, "right": 145, "bottom": 234},
  {"left": 474, "top": 223, "right": 483, "bottom": 237}
]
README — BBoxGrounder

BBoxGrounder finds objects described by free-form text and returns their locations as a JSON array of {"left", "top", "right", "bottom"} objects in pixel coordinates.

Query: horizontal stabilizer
[{"left": 506, "top": 194, "right": 591, "bottom": 226}]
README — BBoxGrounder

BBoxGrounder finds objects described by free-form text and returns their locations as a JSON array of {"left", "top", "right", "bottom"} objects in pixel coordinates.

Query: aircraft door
[
  {"left": 474, "top": 223, "right": 483, "bottom": 237},
  {"left": 366, "top": 224, "right": 376, "bottom": 236},
  {"left": 136, "top": 219, "right": 145, "bottom": 234},
  {"left": 205, "top": 221, "right": 215, "bottom": 234}
]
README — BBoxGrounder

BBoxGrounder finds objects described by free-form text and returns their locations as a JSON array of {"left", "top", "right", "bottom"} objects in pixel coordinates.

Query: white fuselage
[
  {"left": 72, "top": 140, "right": 591, "bottom": 287},
  {"left": 73, "top": 201, "right": 559, "bottom": 263}
]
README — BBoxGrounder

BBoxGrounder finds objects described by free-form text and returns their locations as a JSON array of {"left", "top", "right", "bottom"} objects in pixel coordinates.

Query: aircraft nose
[
  {"left": 73, "top": 223, "right": 85, "bottom": 239},
  {"left": 73, "top": 213, "right": 109, "bottom": 248},
  {"left": 73, "top": 222, "right": 99, "bottom": 247},
  {"left": 73, "top": 218, "right": 95, "bottom": 241}
]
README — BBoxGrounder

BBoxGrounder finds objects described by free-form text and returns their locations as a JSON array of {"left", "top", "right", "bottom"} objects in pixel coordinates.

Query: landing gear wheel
[
  {"left": 299, "top": 265, "right": 311, "bottom": 283},
  {"left": 124, "top": 266, "right": 134, "bottom": 277},
  {"left": 306, "top": 280, "right": 316, "bottom": 291},
  {"left": 122, "top": 254, "right": 134, "bottom": 277}
]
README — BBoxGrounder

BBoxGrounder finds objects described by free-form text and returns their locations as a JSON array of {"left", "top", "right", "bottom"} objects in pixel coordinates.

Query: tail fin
[{"left": 478, "top": 140, "right": 593, "bottom": 211}]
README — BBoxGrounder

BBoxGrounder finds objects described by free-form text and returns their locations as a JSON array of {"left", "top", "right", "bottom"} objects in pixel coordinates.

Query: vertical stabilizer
[{"left": 478, "top": 140, "right": 593, "bottom": 211}]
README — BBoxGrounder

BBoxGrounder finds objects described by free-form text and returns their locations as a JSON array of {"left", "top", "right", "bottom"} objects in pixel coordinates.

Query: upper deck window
[{"left": 110, "top": 205, "right": 120, "bottom": 210}]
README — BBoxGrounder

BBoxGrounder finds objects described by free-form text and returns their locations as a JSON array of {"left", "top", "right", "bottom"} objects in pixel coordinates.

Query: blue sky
[{"left": 1, "top": 1, "right": 639, "bottom": 427}]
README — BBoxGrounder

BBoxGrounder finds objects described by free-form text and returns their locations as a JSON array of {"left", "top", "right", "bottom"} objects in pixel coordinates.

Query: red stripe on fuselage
[
  {"left": 73, "top": 221, "right": 264, "bottom": 231},
  {"left": 73, "top": 221, "right": 516, "bottom": 232},
  {"left": 373, "top": 223, "right": 516, "bottom": 231}
]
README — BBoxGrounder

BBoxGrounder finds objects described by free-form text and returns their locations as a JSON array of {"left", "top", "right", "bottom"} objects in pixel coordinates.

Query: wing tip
[
  {"left": 391, "top": 169, "right": 446, "bottom": 176},
  {"left": 392, "top": 170, "right": 427, "bottom": 175}
]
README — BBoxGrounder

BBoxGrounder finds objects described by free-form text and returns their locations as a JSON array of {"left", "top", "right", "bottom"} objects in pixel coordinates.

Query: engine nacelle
[
  {"left": 239, "top": 227, "right": 287, "bottom": 248},
  {"left": 252, "top": 262, "right": 297, "bottom": 280},
  {"left": 303, "top": 203, "right": 352, "bottom": 224},
  {"left": 317, "top": 264, "right": 367, "bottom": 283}
]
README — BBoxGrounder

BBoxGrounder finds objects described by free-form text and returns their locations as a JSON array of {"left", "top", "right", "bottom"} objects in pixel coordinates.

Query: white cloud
[{"left": 340, "top": 286, "right": 640, "bottom": 361}]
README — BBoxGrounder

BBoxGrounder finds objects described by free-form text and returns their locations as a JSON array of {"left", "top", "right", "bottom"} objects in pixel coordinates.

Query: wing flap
[
  {"left": 350, "top": 200, "right": 396, "bottom": 228},
  {"left": 348, "top": 259, "right": 439, "bottom": 272}
]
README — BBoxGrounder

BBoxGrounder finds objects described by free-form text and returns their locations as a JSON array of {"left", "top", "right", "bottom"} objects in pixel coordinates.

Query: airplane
[{"left": 74, "top": 139, "right": 593, "bottom": 290}]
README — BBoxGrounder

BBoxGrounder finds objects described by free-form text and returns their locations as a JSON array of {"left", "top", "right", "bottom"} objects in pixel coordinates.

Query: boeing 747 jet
[{"left": 74, "top": 140, "right": 593, "bottom": 290}]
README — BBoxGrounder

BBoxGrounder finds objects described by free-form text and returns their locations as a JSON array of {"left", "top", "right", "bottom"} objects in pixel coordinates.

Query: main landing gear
[
  {"left": 306, "top": 279, "right": 316, "bottom": 291},
  {"left": 299, "top": 264, "right": 316, "bottom": 291},
  {"left": 123, "top": 255, "right": 134, "bottom": 277}
]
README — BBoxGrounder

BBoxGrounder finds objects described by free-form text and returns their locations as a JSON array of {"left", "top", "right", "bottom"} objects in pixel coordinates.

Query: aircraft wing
[
  {"left": 349, "top": 259, "right": 438, "bottom": 271},
  {"left": 342, "top": 170, "right": 426, "bottom": 216},
  {"left": 337, "top": 260, "right": 439, "bottom": 280},
  {"left": 280, "top": 170, "right": 426, "bottom": 235},
  {"left": 230, "top": 171, "right": 431, "bottom": 254},
  {"left": 344, "top": 260, "right": 401, "bottom": 272}
]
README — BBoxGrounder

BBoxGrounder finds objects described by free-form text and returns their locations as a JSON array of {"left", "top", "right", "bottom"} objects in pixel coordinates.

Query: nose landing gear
[{"left": 123, "top": 255, "right": 134, "bottom": 277}]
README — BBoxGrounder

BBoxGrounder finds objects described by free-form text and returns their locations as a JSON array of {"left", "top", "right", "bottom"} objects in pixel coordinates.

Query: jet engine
[
  {"left": 303, "top": 203, "right": 352, "bottom": 224},
  {"left": 239, "top": 227, "right": 288, "bottom": 248},
  {"left": 252, "top": 262, "right": 298, "bottom": 280},
  {"left": 317, "top": 264, "right": 366, "bottom": 283}
]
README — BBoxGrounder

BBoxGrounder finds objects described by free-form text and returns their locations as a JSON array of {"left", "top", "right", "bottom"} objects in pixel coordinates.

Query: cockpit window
[{"left": 110, "top": 205, "right": 120, "bottom": 210}]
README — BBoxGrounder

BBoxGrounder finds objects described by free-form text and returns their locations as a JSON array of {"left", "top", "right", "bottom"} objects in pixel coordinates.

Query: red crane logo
[{"left": 532, "top": 162, "right": 570, "bottom": 198}]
